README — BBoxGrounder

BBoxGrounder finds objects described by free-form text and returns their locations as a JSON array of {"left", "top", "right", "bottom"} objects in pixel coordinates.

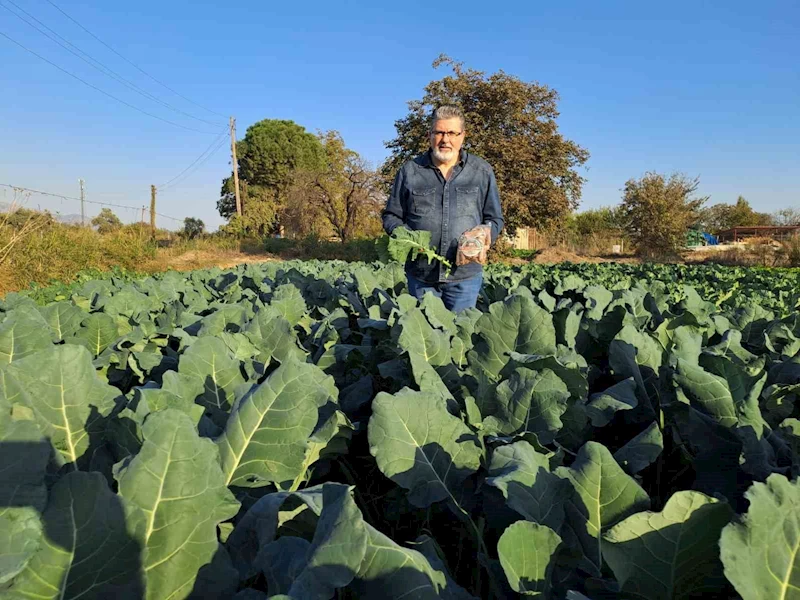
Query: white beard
[{"left": 432, "top": 146, "right": 455, "bottom": 163}]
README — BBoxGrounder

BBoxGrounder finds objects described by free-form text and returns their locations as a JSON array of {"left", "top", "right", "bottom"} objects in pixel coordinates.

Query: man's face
[{"left": 429, "top": 117, "right": 464, "bottom": 164}]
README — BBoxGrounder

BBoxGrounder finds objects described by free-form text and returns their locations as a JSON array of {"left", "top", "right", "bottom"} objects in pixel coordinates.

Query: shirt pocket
[
  {"left": 410, "top": 187, "right": 436, "bottom": 216},
  {"left": 456, "top": 186, "right": 481, "bottom": 226}
]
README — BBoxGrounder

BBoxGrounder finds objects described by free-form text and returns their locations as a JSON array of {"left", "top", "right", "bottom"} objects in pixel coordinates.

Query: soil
[
  {"left": 530, "top": 247, "right": 640, "bottom": 265},
  {"left": 159, "top": 247, "right": 643, "bottom": 272},
  {"left": 142, "top": 249, "right": 279, "bottom": 273}
]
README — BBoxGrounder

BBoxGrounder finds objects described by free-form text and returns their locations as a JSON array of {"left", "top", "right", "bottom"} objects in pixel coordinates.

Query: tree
[
  {"left": 567, "top": 207, "right": 626, "bottom": 237},
  {"left": 217, "top": 119, "right": 325, "bottom": 235},
  {"left": 382, "top": 55, "right": 589, "bottom": 233},
  {"left": 773, "top": 207, "right": 800, "bottom": 226},
  {"left": 698, "top": 196, "right": 773, "bottom": 233},
  {"left": 726, "top": 196, "right": 773, "bottom": 228},
  {"left": 182, "top": 217, "right": 205, "bottom": 239},
  {"left": 218, "top": 179, "right": 280, "bottom": 236},
  {"left": 620, "top": 172, "right": 708, "bottom": 259},
  {"left": 290, "top": 131, "right": 383, "bottom": 242},
  {"left": 91, "top": 208, "right": 122, "bottom": 234}
]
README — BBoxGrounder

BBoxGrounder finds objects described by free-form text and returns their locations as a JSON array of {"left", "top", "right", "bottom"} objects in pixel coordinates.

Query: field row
[{"left": 1, "top": 260, "right": 799, "bottom": 599}]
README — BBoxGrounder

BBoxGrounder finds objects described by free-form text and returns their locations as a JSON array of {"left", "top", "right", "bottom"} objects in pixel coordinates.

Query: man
[{"left": 381, "top": 105, "right": 504, "bottom": 312}]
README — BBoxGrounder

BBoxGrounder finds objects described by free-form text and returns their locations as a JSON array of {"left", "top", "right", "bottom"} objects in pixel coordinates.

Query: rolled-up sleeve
[
  {"left": 482, "top": 167, "right": 505, "bottom": 243},
  {"left": 382, "top": 167, "right": 406, "bottom": 235}
]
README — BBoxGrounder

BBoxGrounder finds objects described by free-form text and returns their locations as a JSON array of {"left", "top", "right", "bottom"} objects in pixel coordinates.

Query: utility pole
[
  {"left": 230, "top": 116, "right": 242, "bottom": 216},
  {"left": 150, "top": 185, "right": 156, "bottom": 237},
  {"left": 79, "top": 179, "right": 85, "bottom": 226}
]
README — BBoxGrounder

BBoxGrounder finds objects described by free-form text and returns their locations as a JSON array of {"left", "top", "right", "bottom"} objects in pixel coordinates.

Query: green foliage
[
  {"left": 497, "top": 521, "right": 562, "bottom": 596},
  {"left": 620, "top": 171, "right": 709, "bottom": 259},
  {"left": 699, "top": 196, "right": 774, "bottom": 234},
  {"left": 1, "top": 259, "right": 799, "bottom": 598},
  {"left": 603, "top": 491, "right": 734, "bottom": 600},
  {"left": 720, "top": 474, "right": 800, "bottom": 600},
  {"left": 182, "top": 217, "right": 205, "bottom": 239},
  {"left": 218, "top": 119, "right": 325, "bottom": 236},
  {"left": 382, "top": 54, "right": 589, "bottom": 233},
  {"left": 2, "top": 207, "right": 56, "bottom": 230},
  {"left": 287, "top": 130, "right": 384, "bottom": 242},
  {"left": 566, "top": 206, "right": 625, "bottom": 237},
  {"left": 91, "top": 207, "right": 123, "bottom": 233},
  {"left": 263, "top": 234, "right": 382, "bottom": 262},
  {"left": 375, "top": 226, "right": 452, "bottom": 271},
  {"left": 0, "top": 220, "right": 156, "bottom": 293},
  {"left": 0, "top": 414, "right": 47, "bottom": 585}
]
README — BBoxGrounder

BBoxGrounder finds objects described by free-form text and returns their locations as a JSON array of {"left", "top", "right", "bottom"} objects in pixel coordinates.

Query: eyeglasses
[{"left": 431, "top": 130, "right": 463, "bottom": 139}]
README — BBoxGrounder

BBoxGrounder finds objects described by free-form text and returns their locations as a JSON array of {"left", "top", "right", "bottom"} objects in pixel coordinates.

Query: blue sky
[{"left": 1, "top": 0, "right": 797, "bottom": 230}]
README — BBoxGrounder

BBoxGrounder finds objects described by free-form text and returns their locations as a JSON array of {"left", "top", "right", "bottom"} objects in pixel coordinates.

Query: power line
[
  {"left": 0, "top": 29, "right": 219, "bottom": 135},
  {"left": 0, "top": 0, "right": 222, "bottom": 127},
  {"left": 0, "top": 183, "right": 184, "bottom": 222},
  {"left": 158, "top": 131, "right": 229, "bottom": 191},
  {"left": 44, "top": 0, "right": 226, "bottom": 119},
  {"left": 158, "top": 138, "right": 228, "bottom": 192}
]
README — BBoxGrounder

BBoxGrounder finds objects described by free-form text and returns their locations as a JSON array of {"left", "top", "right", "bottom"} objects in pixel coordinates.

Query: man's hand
[
  {"left": 466, "top": 224, "right": 492, "bottom": 241},
  {"left": 457, "top": 224, "right": 492, "bottom": 266}
]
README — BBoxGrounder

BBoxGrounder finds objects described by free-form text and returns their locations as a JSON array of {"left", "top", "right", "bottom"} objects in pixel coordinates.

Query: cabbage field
[{"left": 1, "top": 260, "right": 799, "bottom": 600}]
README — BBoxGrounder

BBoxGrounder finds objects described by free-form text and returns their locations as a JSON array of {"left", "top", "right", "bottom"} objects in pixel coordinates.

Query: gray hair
[{"left": 429, "top": 105, "right": 465, "bottom": 132}]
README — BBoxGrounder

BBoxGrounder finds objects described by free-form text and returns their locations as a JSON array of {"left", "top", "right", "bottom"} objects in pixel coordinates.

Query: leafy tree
[
  {"left": 290, "top": 131, "right": 383, "bottom": 242},
  {"left": 382, "top": 55, "right": 589, "bottom": 233},
  {"left": 91, "top": 208, "right": 122, "bottom": 234},
  {"left": 218, "top": 119, "right": 325, "bottom": 236},
  {"left": 698, "top": 197, "right": 774, "bottom": 233},
  {"left": 567, "top": 207, "right": 626, "bottom": 237},
  {"left": 728, "top": 196, "right": 773, "bottom": 227},
  {"left": 620, "top": 172, "right": 708, "bottom": 259},
  {"left": 182, "top": 217, "right": 205, "bottom": 239},
  {"left": 218, "top": 180, "right": 281, "bottom": 237}
]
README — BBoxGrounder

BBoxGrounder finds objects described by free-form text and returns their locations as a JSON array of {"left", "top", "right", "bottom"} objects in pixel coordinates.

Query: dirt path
[
  {"left": 156, "top": 247, "right": 643, "bottom": 273},
  {"left": 143, "top": 249, "right": 279, "bottom": 273}
]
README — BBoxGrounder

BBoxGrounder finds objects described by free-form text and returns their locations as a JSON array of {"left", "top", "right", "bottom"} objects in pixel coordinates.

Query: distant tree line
[
  {"left": 573, "top": 173, "right": 799, "bottom": 259},
  {"left": 216, "top": 122, "right": 384, "bottom": 242},
  {"left": 212, "top": 55, "right": 797, "bottom": 256},
  {"left": 216, "top": 55, "right": 590, "bottom": 241}
]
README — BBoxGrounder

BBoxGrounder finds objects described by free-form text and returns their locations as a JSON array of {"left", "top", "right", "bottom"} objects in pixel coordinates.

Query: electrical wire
[
  {"left": 0, "top": 0, "right": 223, "bottom": 127},
  {"left": 0, "top": 29, "right": 219, "bottom": 135},
  {"left": 157, "top": 132, "right": 229, "bottom": 191},
  {"left": 0, "top": 183, "right": 184, "bottom": 222},
  {"left": 44, "top": 0, "right": 226, "bottom": 119}
]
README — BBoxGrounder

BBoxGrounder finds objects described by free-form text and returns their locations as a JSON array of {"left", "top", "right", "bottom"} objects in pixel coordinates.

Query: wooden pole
[
  {"left": 230, "top": 116, "right": 242, "bottom": 216},
  {"left": 150, "top": 185, "right": 156, "bottom": 237},
  {"left": 79, "top": 179, "right": 85, "bottom": 226}
]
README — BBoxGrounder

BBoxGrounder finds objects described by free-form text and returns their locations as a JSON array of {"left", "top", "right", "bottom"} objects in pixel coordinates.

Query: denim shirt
[{"left": 381, "top": 149, "right": 505, "bottom": 283}]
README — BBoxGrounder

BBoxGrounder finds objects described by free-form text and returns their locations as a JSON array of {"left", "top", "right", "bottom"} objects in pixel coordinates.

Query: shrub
[
  {"left": 91, "top": 208, "right": 123, "bottom": 234},
  {"left": 620, "top": 172, "right": 707, "bottom": 260},
  {"left": 263, "top": 234, "right": 380, "bottom": 262},
  {"left": 181, "top": 217, "right": 205, "bottom": 239}
]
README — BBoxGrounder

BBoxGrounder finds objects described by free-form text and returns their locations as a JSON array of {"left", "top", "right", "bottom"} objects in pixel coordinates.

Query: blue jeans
[{"left": 406, "top": 272, "right": 483, "bottom": 313}]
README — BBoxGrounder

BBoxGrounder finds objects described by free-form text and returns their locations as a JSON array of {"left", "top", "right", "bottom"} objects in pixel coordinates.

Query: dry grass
[
  {"left": 686, "top": 236, "right": 799, "bottom": 268},
  {"left": 141, "top": 248, "right": 277, "bottom": 273},
  {"left": 2, "top": 206, "right": 795, "bottom": 298},
  {"left": 0, "top": 220, "right": 275, "bottom": 295}
]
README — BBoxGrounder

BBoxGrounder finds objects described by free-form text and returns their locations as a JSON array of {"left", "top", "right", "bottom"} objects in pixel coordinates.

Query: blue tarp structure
[{"left": 686, "top": 229, "right": 719, "bottom": 247}]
